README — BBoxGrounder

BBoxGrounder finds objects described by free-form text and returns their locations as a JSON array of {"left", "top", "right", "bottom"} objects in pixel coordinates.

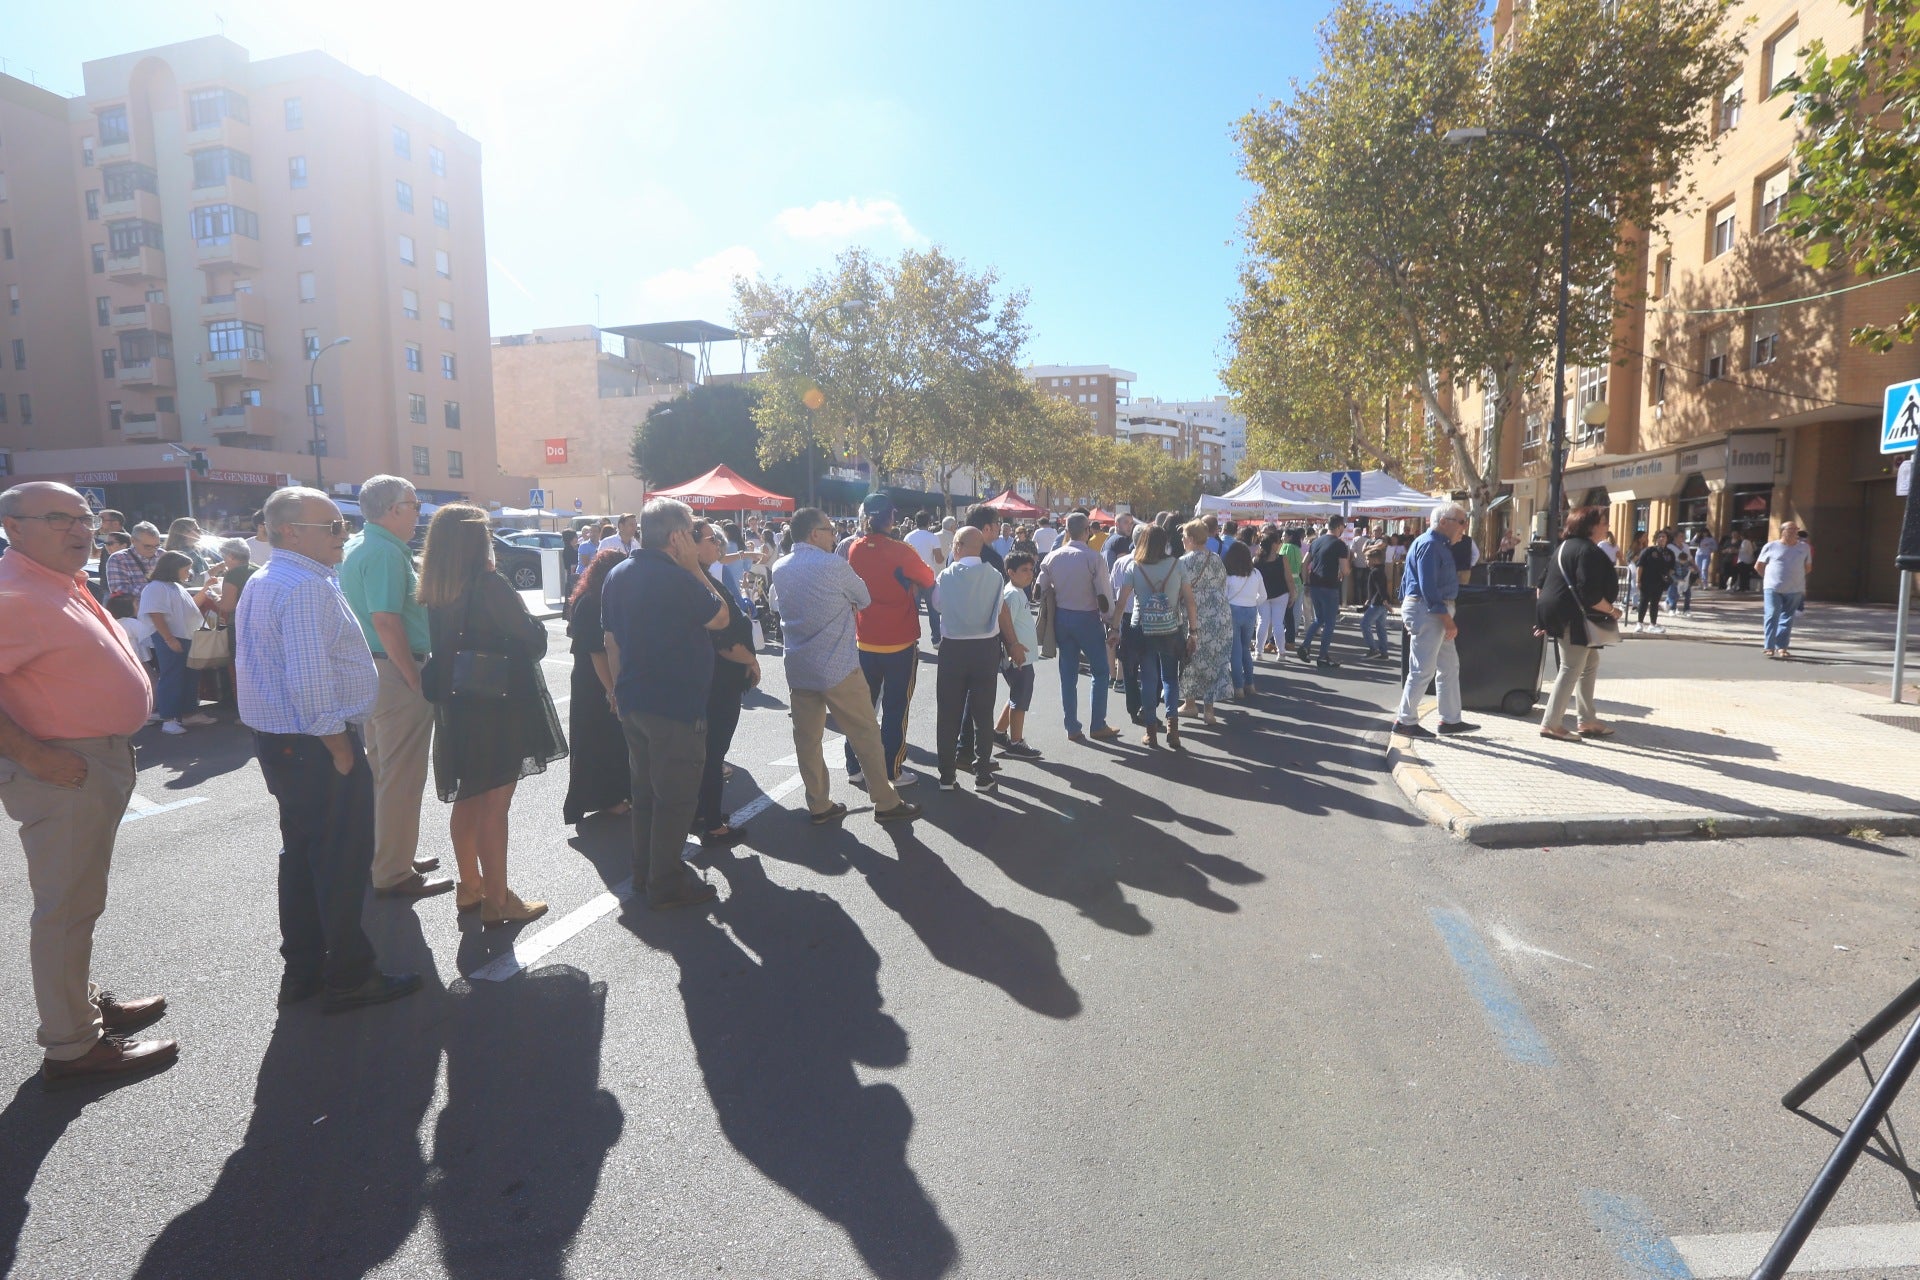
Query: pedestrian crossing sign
[
  {"left": 1330, "top": 470, "right": 1363, "bottom": 500},
  {"left": 1883, "top": 379, "right": 1920, "bottom": 454}
]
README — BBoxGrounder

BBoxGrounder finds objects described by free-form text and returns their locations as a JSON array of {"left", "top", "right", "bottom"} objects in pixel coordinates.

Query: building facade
[
  {"left": 0, "top": 37, "right": 515, "bottom": 525},
  {"left": 1024, "top": 363, "right": 1137, "bottom": 438},
  {"left": 1130, "top": 395, "right": 1246, "bottom": 477}
]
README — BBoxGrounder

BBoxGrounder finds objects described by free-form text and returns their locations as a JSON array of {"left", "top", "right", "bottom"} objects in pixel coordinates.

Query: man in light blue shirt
[
  {"left": 1390, "top": 502, "right": 1479, "bottom": 739},
  {"left": 933, "top": 527, "right": 1023, "bottom": 790},
  {"left": 236, "top": 487, "right": 420, "bottom": 1014}
]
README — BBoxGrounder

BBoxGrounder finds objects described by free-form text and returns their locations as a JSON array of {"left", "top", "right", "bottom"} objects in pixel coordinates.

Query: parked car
[
  {"left": 500, "top": 530, "right": 567, "bottom": 550},
  {"left": 491, "top": 534, "right": 544, "bottom": 591}
]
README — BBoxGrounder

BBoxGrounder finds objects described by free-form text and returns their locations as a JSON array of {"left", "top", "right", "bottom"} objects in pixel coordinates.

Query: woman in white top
[
  {"left": 138, "top": 550, "right": 217, "bottom": 734},
  {"left": 1222, "top": 539, "right": 1267, "bottom": 701}
]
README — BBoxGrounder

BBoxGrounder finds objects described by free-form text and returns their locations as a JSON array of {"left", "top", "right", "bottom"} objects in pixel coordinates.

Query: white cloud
[
  {"left": 637, "top": 246, "right": 764, "bottom": 313},
  {"left": 773, "top": 198, "right": 925, "bottom": 244}
]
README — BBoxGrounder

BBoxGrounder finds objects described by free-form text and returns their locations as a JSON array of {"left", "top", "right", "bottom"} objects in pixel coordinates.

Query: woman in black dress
[
  {"left": 418, "top": 504, "right": 567, "bottom": 927},
  {"left": 562, "top": 547, "right": 632, "bottom": 825},
  {"left": 691, "top": 520, "right": 760, "bottom": 847}
]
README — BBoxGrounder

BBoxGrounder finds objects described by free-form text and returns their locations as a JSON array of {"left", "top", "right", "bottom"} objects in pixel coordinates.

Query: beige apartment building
[
  {"left": 1024, "top": 363, "right": 1137, "bottom": 438},
  {"left": 0, "top": 36, "right": 515, "bottom": 525},
  {"left": 490, "top": 324, "right": 696, "bottom": 518},
  {"left": 1455, "top": 0, "right": 1920, "bottom": 600}
]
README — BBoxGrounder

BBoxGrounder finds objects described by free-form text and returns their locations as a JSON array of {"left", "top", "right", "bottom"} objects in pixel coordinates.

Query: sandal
[
  {"left": 1540, "top": 727, "right": 1578, "bottom": 741},
  {"left": 1576, "top": 724, "right": 1616, "bottom": 738}
]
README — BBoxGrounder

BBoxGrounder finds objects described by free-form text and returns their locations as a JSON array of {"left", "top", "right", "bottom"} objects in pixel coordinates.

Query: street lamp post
[
  {"left": 1443, "top": 125, "right": 1574, "bottom": 561},
  {"left": 307, "top": 335, "right": 352, "bottom": 491}
]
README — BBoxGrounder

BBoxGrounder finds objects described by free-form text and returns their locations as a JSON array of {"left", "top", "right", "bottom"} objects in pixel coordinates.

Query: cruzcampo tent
[
  {"left": 1198, "top": 470, "right": 1444, "bottom": 520},
  {"left": 979, "top": 488, "right": 1047, "bottom": 519},
  {"left": 649, "top": 464, "right": 795, "bottom": 513}
]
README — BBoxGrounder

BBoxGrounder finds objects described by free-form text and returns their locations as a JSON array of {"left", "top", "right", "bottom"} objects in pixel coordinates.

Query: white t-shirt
[
  {"left": 138, "top": 580, "right": 205, "bottom": 644},
  {"left": 118, "top": 615, "right": 155, "bottom": 663},
  {"left": 1596, "top": 538, "right": 1619, "bottom": 565},
  {"left": 903, "top": 527, "right": 943, "bottom": 569},
  {"left": 245, "top": 535, "right": 274, "bottom": 566},
  {"left": 1033, "top": 526, "right": 1059, "bottom": 555},
  {"left": 1759, "top": 540, "right": 1812, "bottom": 593}
]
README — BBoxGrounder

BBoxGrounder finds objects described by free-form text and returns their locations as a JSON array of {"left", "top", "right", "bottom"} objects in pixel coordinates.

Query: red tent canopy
[
  {"left": 1087, "top": 508, "right": 1118, "bottom": 525},
  {"left": 979, "top": 488, "right": 1047, "bottom": 519},
  {"left": 649, "top": 464, "right": 794, "bottom": 513}
]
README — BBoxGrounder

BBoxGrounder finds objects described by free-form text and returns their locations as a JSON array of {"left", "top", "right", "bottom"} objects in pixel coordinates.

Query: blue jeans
[
  {"left": 1303, "top": 585, "right": 1342, "bottom": 659},
  {"left": 1229, "top": 605, "right": 1258, "bottom": 689},
  {"left": 1138, "top": 641, "right": 1181, "bottom": 726},
  {"left": 844, "top": 647, "right": 918, "bottom": 780},
  {"left": 1764, "top": 589, "right": 1805, "bottom": 651},
  {"left": 1360, "top": 603, "right": 1388, "bottom": 653},
  {"left": 153, "top": 638, "right": 195, "bottom": 719},
  {"left": 919, "top": 584, "right": 941, "bottom": 644},
  {"left": 1394, "top": 600, "right": 1461, "bottom": 725},
  {"left": 1053, "top": 607, "right": 1111, "bottom": 733}
]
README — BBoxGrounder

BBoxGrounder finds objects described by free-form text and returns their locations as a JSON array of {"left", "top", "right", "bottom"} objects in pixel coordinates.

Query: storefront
[{"left": 65, "top": 465, "right": 290, "bottom": 533}]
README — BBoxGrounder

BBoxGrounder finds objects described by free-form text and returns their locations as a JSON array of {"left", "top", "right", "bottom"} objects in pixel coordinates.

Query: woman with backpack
[{"left": 1113, "top": 524, "right": 1198, "bottom": 751}]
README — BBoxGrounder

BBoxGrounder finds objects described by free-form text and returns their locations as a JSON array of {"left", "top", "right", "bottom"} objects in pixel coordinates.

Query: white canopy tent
[{"left": 1198, "top": 470, "right": 1447, "bottom": 521}]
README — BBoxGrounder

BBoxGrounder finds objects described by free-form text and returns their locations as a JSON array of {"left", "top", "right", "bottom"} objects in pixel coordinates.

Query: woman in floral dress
[{"left": 1179, "top": 519, "right": 1234, "bottom": 724}]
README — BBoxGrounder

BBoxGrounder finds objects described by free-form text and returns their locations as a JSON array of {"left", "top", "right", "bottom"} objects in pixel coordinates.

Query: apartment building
[
  {"left": 491, "top": 324, "right": 696, "bottom": 517},
  {"left": 1119, "top": 409, "right": 1230, "bottom": 486},
  {"left": 1131, "top": 395, "right": 1247, "bottom": 476},
  {"left": 1025, "top": 363, "right": 1136, "bottom": 438},
  {"left": 1461, "top": 0, "right": 1920, "bottom": 600},
  {"left": 0, "top": 37, "right": 513, "bottom": 525}
]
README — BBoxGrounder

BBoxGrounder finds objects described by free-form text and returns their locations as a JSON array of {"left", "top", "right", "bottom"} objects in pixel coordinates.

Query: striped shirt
[{"left": 234, "top": 548, "right": 379, "bottom": 736}]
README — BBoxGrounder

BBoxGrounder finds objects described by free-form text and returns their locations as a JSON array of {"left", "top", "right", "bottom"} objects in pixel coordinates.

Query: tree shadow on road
[{"left": 618, "top": 850, "right": 958, "bottom": 1280}]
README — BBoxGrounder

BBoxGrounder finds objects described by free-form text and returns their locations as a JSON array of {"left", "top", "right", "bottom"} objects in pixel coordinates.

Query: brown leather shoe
[
  {"left": 374, "top": 872, "right": 456, "bottom": 899},
  {"left": 97, "top": 991, "right": 166, "bottom": 1033},
  {"left": 1088, "top": 726, "right": 1122, "bottom": 741},
  {"left": 43, "top": 1034, "right": 179, "bottom": 1092}
]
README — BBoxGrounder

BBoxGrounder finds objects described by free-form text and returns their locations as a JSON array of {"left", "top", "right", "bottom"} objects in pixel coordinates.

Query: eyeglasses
[
  {"left": 284, "top": 519, "right": 350, "bottom": 536},
  {"left": 9, "top": 512, "right": 103, "bottom": 533}
]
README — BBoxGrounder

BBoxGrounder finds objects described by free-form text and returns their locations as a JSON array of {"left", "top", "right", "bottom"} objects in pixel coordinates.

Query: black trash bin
[{"left": 1399, "top": 584, "right": 1544, "bottom": 715}]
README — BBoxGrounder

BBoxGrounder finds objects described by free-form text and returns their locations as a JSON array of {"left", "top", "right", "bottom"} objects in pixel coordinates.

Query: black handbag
[{"left": 442, "top": 584, "right": 511, "bottom": 700}]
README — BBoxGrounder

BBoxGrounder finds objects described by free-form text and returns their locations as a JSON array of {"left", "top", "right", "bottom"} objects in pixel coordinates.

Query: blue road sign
[
  {"left": 574, "top": 497, "right": 584, "bottom": 511},
  {"left": 529, "top": 487, "right": 548, "bottom": 509},
  {"left": 1884, "top": 379, "right": 1920, "bottom": 454},
  {"left": 1330, "top": 470, "right": 1363, "bottom": 500},
  {"left": 77, "top": 486, "right": 108, "bottom": 510}
]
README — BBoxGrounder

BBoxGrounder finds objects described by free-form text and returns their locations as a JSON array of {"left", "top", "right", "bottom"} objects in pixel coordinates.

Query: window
[
  {"left": 405, "top": 343, "right": 423, "bottom": 372},
  {"left": 1576, "top": 365, "right": 1608, "bottom": 439},
  {"left": 1759, "top": 168, "right": 1790, "bottom": 232},
  {"left": 19, "top": 394, "right": 29, "bottom": 425},
  {"left": 294, "top": 213, "right": 311, "bottom": 247},
  {"left": 1766, "top": 21, "right": 1800, "bottom": 94},
  {"left": 447, "top": 450, "right": 463, "bottom": 478},
  {"left": 97, "top": 106, "right": 129, "bottom": 146},
  {"left": 207, "top": 321, "right": 266, "bottom": 358},
  {"left": 91, "top": 244, "right": 105, "bottom": 274},
  {"left": 433, "top": 197, "right": 449, "bottom": 229},
  {"left": 1481, "top": 371, "right": 1498, "bottom": 437},
  {"left": 402, "top": 288, "right": 419, "bottom": 319},
  {"left": 1653, "top": 365, "right": 1668, "bottom": 406},
  {"left": 85, "top": 190, "right": 98, "bottom": 220},
  {"left": 393, "top": 126, "right": 411, "bottom": 160},
  {"left": 0, "top": 396, "right": 9, "bottom": 424},
  {"left": 1653, "top": 251, "right": 1673, "bottom": 299},
  {"left": 444, "top": 400, "right": 461, "bottom": 429},
  {"left": 307, "top": 383, "right": 323, "bottom": 415},
  {"left": 288, "top": 156, "right": 307, "bottom": 188},
  {"left": 191, "top": 148, "right": 251, "bottom": 187},
  {"left": 435, "top": 249, "right": 450, "bottom": 278},
  {"left": 97, "top": 296, "right": 111, "bottom": 326},
  {"left": 190, "top": 204, "right": 259, "bottom": 244},
  {"left": 408, "top": 393, "right": 427, "bottom": 422},
  {"left": 398, "top": 234, "right": 416, "bottom": 265},
  {"left": 395, "top": 180, "right": 412, "bottom": 213},
  {"left": 81, "top": 136, "right": 94, "bottom": 167},
  {"left": 101, "top": 347, "right": 117, "bottom": 378},
  {"left": 1704, "top": 329, "right": 1730, "bottom": 381},
  {"left": 1751, "top": 320, "right": 1780, "bottom": 366},
  {"left": 440, "top": 352, "right": 456, "bottom": 380},
  {"left": 108, "top": 220, "right": 162, "bottom": 254},
  {"left": 10, "top": 338, "right": 22, "bottom": 369},
  {"left": 238, "top": 388, "right": 259, "bottom": 407},
  {"left": 7, "top": 284, "right": 17, "bottom": 316},
  {"left": 438, "top": 300, "right": 453, "bottom": 330},
  {"left": 302, "top": 328, "right": 320, "bottom": 359},
  {"left": 187, "top": 88, "right": 249, "bottom": 130},
  {"left": 412, "top": 445, "right": 431, "bottom": 476},
  {"left": 102, "top": 162, "right": 157, "bottom": 201},
  {"left": 298, "top": 271, "right": 317, "bottom": 303},
  {"left": 1717, "top": 78, "right": 1743, "bottom": 133},
  {"left": 2, "top": 228, "right": 10, "bottom": 260},
  {"left": 1710, "top": 202, "right": 1736, "bottom": 258},
  {"left": 429, "top": 145, "right": 445, "bottom": 176}
]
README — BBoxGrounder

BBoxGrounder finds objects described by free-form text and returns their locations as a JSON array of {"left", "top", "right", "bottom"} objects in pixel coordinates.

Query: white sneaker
[
  {"left": 848, "top": 771, "right": 865, "bottom": 787},
  {"left": 1649, "top": 625, "right": 1667, "bottom": 635},
  {"left": 160, "top": 720, "right": 186, "bottom": 735},
  {"left": 1630, "top": 623, "right": 1643, "bottom": 633},
  {"left": 892, "top": 770, "right": 918, "bottom": 788}
]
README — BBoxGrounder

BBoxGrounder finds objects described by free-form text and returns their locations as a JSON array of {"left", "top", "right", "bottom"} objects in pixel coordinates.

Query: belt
[{"left": 374, "top": 652, "right": 430, "bottom": 662}]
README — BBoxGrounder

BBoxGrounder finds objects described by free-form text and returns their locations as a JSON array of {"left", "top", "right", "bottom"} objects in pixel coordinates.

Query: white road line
[
  {"left": 770, "top": 733, "right": 844, "bottom": 770},
  {"left": 120, "top": 795, "right": 209, "bottom": 825},
  {"left": 1672, "top": 1221, "right": 1920, "bottom": 1276},
  {"left": 468, "top": 772, "right": 809, "bottom": 983}
]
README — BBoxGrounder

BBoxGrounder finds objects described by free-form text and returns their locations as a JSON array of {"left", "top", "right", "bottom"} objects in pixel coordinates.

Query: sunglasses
[{"left": 285, "top": 519, "right": 350, "bottom": 536}]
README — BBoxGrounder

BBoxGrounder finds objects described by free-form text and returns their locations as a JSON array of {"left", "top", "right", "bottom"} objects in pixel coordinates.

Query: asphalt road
[{"left": 5, "top": 612, "right": 1920, "bottom": 1279}]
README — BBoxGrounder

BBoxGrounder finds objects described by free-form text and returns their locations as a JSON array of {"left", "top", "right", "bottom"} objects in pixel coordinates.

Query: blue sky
[{"left": 8, "top": 0, "right": 1326, "bottom": 400}]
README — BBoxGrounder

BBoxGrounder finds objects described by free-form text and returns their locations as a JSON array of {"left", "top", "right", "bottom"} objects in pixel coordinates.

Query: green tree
[
  {"left": 1779, "top": 0, "right": 1920, "bottom": 349},
  {"left": 631, "top": 381, "right": 808, "bottom": 496},
  {"left": 1231, "top": 0, "right": 1739, "bottom": 521}
]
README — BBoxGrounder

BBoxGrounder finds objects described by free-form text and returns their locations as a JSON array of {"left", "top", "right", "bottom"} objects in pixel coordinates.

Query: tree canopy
[{"left": 631, "top": 381, "right": 808, "bottom": 496}]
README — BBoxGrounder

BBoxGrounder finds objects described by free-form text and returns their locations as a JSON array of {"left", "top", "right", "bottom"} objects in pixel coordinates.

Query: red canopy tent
[
  {"left": 1087, "top": 508, "right": 1119, "bottom": 525},
  {"left": 648, "top": 464, "right": 794, "bottom": 513},
  {"left": 978, "top": 488, "right": 1047, "bottom": 519}
]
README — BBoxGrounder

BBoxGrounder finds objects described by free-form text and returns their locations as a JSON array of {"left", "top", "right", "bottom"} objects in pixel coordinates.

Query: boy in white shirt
[{"left": 993, "top": 552, "right": 1042, "bottom": 759}]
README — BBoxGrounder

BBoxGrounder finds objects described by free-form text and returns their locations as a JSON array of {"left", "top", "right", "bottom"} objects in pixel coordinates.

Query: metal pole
[
  {"left": 1781, "top": 973, "right": 1920, "bottom": 1111},
  {"left": 1547, "top": 138, "right": 1572, "bottom": 529},
  {"left": 307, "top": 358, "right": 325, "bottom": 492},
  {"left": 1895, "top": 570, "right": 1913, "bottom": 703},
  {"left": 183, "top": 459, "right": 194, "bottom": 520}
]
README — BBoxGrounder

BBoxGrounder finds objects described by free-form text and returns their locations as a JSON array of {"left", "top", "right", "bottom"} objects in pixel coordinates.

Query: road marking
[
  {"left": 468, "top": 772, "right": 808, "bottom": 983},
  {"left": 120, "top": 794, "right": 209, "bottom": 825},
  {"left": 1485, "top": 922, "right": 1595, "bottom": 969},
  {"left": 770, "top": 733, "right": 844, "bottom": 770},
  {"left": 1581, "top": 1191, "right": 1693, "bottom": 1279},
  {"left": 1428, "top": 907, "right": 1556, "bottom": 1066},
  {"left": 1671, "top": 1221, "right": 1920, "bottom": 1277}
]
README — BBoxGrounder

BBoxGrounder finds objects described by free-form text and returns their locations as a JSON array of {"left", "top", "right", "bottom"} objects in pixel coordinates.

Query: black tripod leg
[
  {"left": 1752, "top": 1012, "right": 1920, "bottom": 1279},
  {"left": 1782, "top": 975, "right": 1920, "bottom": 1111}
]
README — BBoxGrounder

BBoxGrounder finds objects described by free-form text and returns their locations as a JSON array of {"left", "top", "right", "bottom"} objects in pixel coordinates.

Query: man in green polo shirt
[{"left": 340, "top": 475, "right": 451, "bottom": 900}]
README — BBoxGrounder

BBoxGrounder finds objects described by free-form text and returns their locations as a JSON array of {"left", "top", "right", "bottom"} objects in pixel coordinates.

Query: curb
[{"left": 1382, "top": 736, "right": 1920, "bottom": 848}]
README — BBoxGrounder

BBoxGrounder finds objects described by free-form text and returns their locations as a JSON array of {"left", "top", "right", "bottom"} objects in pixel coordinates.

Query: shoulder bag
[
  {"left": 435, "top": 582, "right": 512, "bottom": 700},
  {"left": 1558, "top": 542, "right": 1620, "bottom": 648}
]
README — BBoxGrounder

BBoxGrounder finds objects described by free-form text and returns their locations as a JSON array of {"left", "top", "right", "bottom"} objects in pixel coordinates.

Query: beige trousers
[
  {"left": 1, "top": 735, "right": 136, "bottom": 1060},
  {"left": 790, "top": 668, "right": 902, "bottom": 815},
  {"left": 1542, "top": 640, "right": 1604, "bottom": 728},
  {"left": 363, "top": 657, "right": 435, "bottom": 888}
]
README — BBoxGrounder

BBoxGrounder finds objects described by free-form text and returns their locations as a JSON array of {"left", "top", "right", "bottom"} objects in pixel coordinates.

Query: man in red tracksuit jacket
[{"left": 844, "top": 492, "right": 935, "bottom": 788}]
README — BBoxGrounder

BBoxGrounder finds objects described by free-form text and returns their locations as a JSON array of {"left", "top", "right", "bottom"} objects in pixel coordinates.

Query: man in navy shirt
[
  {"left": 602, "top": 497, "right": 730, "bottom": 909},
  {"left": 1390, "top": 503, "right": 1479, "bottom": 739}
]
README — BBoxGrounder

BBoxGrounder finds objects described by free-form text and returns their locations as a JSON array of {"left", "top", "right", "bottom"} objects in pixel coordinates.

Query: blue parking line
[
  {"left": 1427, "top": 907, "right": 1556, "bottom": 1066},
  {"left": 1580, "top": 1191, "right": 1694, "bottom": 1279}
]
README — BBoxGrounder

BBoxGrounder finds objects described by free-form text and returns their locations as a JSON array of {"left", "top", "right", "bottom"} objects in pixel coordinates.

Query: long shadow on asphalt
[
  {"left": 129, "top": 917, "right": 620, "bottom": 1280},
  {"left": 0, "top": 1077, "right": 86, "bottom": 1276},
  {"left": 617, "top": 849, "right": 959, "bottom": 1280},
  {"left": 131, "top": 721, "right": 257, "bottom": 791}
]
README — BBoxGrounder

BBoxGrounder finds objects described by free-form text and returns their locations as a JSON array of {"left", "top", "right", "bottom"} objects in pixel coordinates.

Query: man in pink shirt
[{"left": 0, "top": 481, "right": 177, "bottom": 1090}]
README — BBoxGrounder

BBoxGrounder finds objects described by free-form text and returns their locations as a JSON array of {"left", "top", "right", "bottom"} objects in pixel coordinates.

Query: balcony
[
  {"left": 207, "top": 403, "right": 279, "bottom": 439},
  {"left": 100, "top": 189, "right": 161, "bottom": 223},
  {"left": 95, "top": 138, "right": 133, "bottom": 165},
  {"left": 203, "top": 346, "right": 269, "bottom": 382},
  {"left": 111, "top": 301, "right": 171, "bottom": 333},
  {"left": 199, "top": 291, "right": 264, "bottom": 326},
  {"left": 116, "top": 357, "right": 176, "bottom": 390},
  {"left": 106, "top": 245, "right": 166, "bottom": 282},
  {"left": 183, "top": 116, "right": 250, "bottom": 152},
  {"left": 119, "top": 411, "right": 182, "bottom": 442},
  {"left": 188, "top": 173, "right": 255, "bottom": 206},
  {"left": 194, "top": 236, "right": 261, "bottom": 271}
]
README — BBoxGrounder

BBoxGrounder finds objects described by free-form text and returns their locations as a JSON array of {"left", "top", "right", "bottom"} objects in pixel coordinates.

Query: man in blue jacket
[{"left": 1390, "top": 503, "right": 1479, "bottom": 739}]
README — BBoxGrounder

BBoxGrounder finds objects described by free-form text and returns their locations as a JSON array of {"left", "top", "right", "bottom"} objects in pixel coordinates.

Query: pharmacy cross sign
[{"left": 1883, "top": 379, "right": 1920, "bottom": 455}]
